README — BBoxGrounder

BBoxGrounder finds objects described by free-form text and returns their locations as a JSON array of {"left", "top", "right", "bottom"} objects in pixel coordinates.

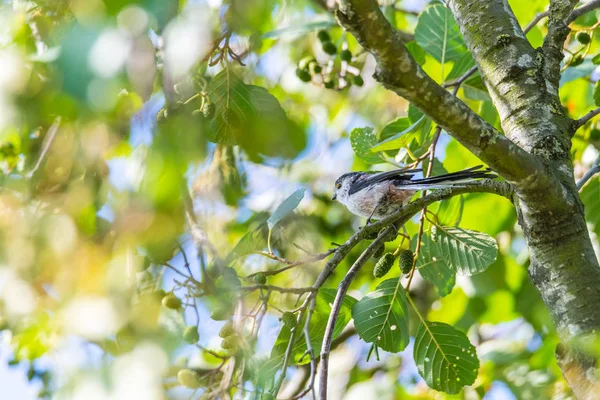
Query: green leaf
[
  {"left": 414, "top": 234, "right": 456, "bottom": 297},
  {"left": 593, "top": 53, "right": 600, "bottom": 65},
  {"left": 207, "top": 69, "right": 306, "bottom": 159},
  {"left": 225, "top": 224, "right": 267, "bottom": 262},
  {"left": 414, "top": 4, "right": 467, "bottom": 64},
  {"left": 432, "top": 226, "right": 498, "bottom": 276},
  {"left": 581, "top": 176, "right": 600, "bottom": 237},
  {"left": 350, "top": 127, "right": 383, "bottom": 164},
  {"left": 259, "top": 290, "right": 357, "bottom": 388},
  {"left": 594, "top": 81, "right": 600, "bottom": 107},
  {"left": 371, "top": 116, "right": 428, "bottom": 152},
  {"left": 408, "top": 104, "right": 424, "bottom": 124},
  {"left": 446, "top": 52, "right": 476, "bottom": 81},
  {"left": 380, "top": 118, "right": 411, "bottom": 141},
  {"left": 267, "top": 189, "right": 305, "bottom": 230},
  {"left": 406, "top": 41, "right": 426, "bottom": 65},
  {"left": 352, "top": 278, "right": 410, "bottom": 353},
  {"left": 560, "top": 59, "right": 596, "bottom": 86},
  {"left": 413, "top": 321, "right": 479, "bottom": 394}
]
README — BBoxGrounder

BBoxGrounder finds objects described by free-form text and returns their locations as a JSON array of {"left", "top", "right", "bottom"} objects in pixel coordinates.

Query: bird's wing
[{"left": 348, "top": 169, "right": 422, "bottom": 195}]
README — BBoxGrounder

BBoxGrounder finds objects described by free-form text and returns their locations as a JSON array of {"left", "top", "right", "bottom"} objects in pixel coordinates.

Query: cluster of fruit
[{"left": 295, "top": 30, "right": 364, "bottom": 90}]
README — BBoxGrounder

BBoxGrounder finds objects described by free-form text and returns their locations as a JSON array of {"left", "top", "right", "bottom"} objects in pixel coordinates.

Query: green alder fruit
[
  {"left": 183, "top": 326, "right": 200, "bottom": 344},
  {"left": 162, "top": 293, "right": 182, "bottom": 309},
  {"left": 309, "top": 61, "right": 322, "bottom": 74},
  {"left": 322, "top": 41, "right": 337, "bottom": 55},
  {"left": 177, "top": 369, "right": 203, "bottom": 389},
  {"left": 219, "top": 321, "right": 235, "bottom": 338},
  {"left": 577, "top": 32, "right": 591, "bottom": 45},
  {"left": 253, "top": 272, "right": 267, "bottom": 285},
  {"left": 399, "top": 249, "right": 414, "bottom": 274},
  {"left": 352, "top": 75, "right": 364, "bottom": 87},
  {"left": 324, "top": 78, "right": 335, "bottom": 89},
  {"left": 373, "top": 245, "right": 385, "bottom": 259},
  {"left": 340, "top": 49, "right": 352, "bottom": 62},
  {"left": 296, "top": 68, "right": 312, "bottom": 82},
  {"left": 202, "top": 102, "right": 215, "bottom": 119},
  {"left": 317, "top": 30, "right": 330, "bottom": 43},
  {"left": 373, "top": 253, "right": 395, "bottom": 278},
  {"left": 221, "top": 335, "right": 239, "bottom": 350}
]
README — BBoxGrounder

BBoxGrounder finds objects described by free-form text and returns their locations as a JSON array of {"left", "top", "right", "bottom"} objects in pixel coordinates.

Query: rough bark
[{"left": 333, "top": 0, "right": 600, "bottom": 397}]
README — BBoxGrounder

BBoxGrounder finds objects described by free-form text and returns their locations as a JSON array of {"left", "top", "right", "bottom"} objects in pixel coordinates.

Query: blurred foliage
[{"left": 0, "top": 0, "right": 598, "bottom": 399}]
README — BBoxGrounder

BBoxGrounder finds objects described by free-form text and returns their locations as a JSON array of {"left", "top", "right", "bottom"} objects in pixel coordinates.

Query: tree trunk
[{"left": 334, "top": 0, "right": 600, "bottom": 397}]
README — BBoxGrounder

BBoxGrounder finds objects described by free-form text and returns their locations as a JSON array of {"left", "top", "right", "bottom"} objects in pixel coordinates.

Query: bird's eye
[{"left": 335, "top": 183, "right": 341, "bottom": 189}]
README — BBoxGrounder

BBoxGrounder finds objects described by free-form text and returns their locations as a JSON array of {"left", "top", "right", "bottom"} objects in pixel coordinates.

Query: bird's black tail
[{"left": 401, "top": 165, "right": 496, "bottom": 189}]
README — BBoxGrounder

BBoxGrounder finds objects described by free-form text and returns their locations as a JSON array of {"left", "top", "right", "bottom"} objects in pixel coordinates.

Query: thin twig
[
  {"left": 27, "top": 117, "right": 61, "bottom": 179},
  {"left": 241, "top": 285, "right": 317, "bottom": 295},
  {"left": 246, "top": 250, "right": 335, "bottom": 279},
  {"left": 569, "top": 0, "right": 600, "bottom": 24},
  {"left": 577, "top": 156, "right": 600, "bottom": 190},
  {"left": 575, "top": 107, "right": 600, "bottom": 128},
  {"left": 317, "top": 225, "right": 397, "bottom": 400}
]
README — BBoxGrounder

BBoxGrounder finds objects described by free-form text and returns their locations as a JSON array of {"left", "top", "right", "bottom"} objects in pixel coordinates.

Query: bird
[{"left": 331, "top": 165, "right": 496, "bottom": 223}]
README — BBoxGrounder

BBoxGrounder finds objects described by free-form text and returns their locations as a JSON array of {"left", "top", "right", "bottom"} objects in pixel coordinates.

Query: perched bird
[{"left": 332, "top": 165, "right": 496, "bottom": 223}]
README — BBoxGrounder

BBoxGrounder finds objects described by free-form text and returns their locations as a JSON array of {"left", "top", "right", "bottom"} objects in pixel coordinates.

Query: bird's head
[{"left": 332, "top": 172, "right": 361, "bottom": 203}]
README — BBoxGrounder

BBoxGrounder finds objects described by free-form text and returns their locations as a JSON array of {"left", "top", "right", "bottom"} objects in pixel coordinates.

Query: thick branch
[
  {"left": 543, "top": 0, "right": 578, "bottom": 89},
  {"left": 569, "top": 0, "right": 600, "bottom": 23},
  {"left": 334, "top": 0, "right": 542, "bottom": 185},
  {"left": 448, "top": 0, "right": 572, "bottom": 163}
]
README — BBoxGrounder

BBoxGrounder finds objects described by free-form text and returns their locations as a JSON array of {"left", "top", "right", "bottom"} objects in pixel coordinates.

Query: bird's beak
[{"left": 331, "top": 194, "right": 337, "bottom": 201}]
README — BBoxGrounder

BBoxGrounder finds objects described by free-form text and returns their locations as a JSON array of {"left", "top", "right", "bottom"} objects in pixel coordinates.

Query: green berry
[
  {"left": 399, "top": 249, "right": 414, "bottom": 274},
  {"left": 280, "top": 312, "right": 296, "bottom": 328},
  {"left": 219, "top": 321, "right": 235, "bottom": 338},
  {"left": 162, "top": 293, "right": 182, "bottom": 309},
  {"left": 253, "top": 272, "right": 267, "bottom": 285},
  {"left": 322, "top": 41, "right": 337, "bottom": 55},
  {"left": 373, "top": 253, "right": 395, "bottom": 278},
  {"left": 177, "top": 368, "right": 203, "bottom": 389},
  {"left": 309, "top": 61, "right": 322, "bottom": 74},
  {"left": 373, "top": 245, "right": 385, "bottom": 259},
  {"left": 340, "top": 49, "right": 352, "bottom": 62},
  {"left": 210, "top": 306, "right": 232, "bottom": 321},
  {"left": 570, "top": 55, "right": 584, "bottom": 67},
  {"left": 183, "top": 326, "right": 199, "bottom": 344},
  {"left": 577, "top": 32, "right": 591, "bottom": 45},
  {"left": 590, "top": 128, "right": 600, "bottom": 141},
  {"left": 352, "top": 75, "right": 364, "bottom": 87},
  {"left": 296, "top": 68, "right": 312, "bottom": 82},
  {"left": 317, "top": 30, "right": 330, "bottom": 43},
  {"left": 324, "top": 78, "right": 335, "bottom": 89},
  {"left": 202, "top": 102, "right": 215, "bottom": 119},
  {"left": 221, "top": 335, "right": 239, "bottom": 350}
]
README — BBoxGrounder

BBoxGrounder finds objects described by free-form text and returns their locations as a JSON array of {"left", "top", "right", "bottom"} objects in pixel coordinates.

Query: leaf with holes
[
  {"left": 414, "top": 4, "right": 467, "bottom": 64},
  {"left": 352, "top": 278, "right": 410, "bottom": 352},
  {"left": 414, "top": 321, "right": 479, "bottom": 394},
  {"left": 207, "top": 69, "right": 306, "bottom": 159},
  {"left": 432, "top": 226, "right": 498, "bottom": 276},
  {"left": 350, "top": 127, "right": 383, "bottom": 164},
  {"left": 414, "top": 234, "right": 455, "bottom": 297},
  {"left": 371, "top": 116, "right": 428, "bottom": 152},
  {"left": 267, "top": 189, "right": 305, "bottom": 230}
]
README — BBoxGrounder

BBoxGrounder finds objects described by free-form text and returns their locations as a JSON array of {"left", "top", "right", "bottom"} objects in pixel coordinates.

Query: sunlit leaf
[
  {"left": 415, "top": 4, "right": 467, "bottom": 64},
  {"left": 413, "top": 321, "right": 479, "bottom": 394},
  {"left": 350, "top": 127, "right": 383, "bottom": 164},
  {"left": 414, "top": 234, "right": 456, "bottom": 297},
  {"left": 432, "top": 225, "right": 498, "bottom": 276},
  {"left": 352, "top": 278, "right": 410, "bottom": 352},
  {"left": 267, "top": 188, "right": 306, "bottom": 230}
]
